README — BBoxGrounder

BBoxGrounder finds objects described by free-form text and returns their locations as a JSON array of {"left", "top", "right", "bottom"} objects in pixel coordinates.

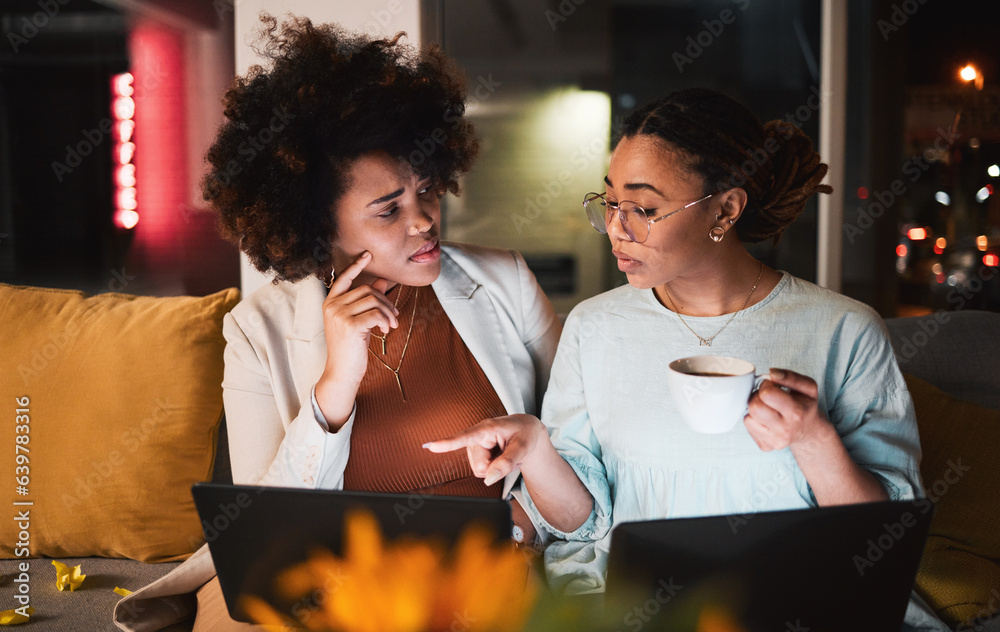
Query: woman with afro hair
[{"left": 113, "top": 14, "right": 559, "bottom": 631}]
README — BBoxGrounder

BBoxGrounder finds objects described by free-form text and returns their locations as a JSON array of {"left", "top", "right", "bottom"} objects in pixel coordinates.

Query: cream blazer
[{"left": 114, "top": 242, "right": 561, "bottom": 631}]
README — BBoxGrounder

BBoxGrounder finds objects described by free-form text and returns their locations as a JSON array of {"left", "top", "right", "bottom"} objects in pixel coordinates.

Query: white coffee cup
[{"left": 667, "top": 355, "right": 766, "bottom": 434}]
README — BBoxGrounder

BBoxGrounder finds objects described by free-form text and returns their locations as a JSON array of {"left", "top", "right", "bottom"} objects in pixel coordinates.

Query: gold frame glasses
[{"left": 583, "top": 191, "right": 714, "bottom": 243}]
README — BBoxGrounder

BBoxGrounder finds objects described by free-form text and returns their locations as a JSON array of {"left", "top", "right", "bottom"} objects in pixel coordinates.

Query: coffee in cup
[{"left": 667, "top": 355, "right": 766, "bottom": 434}]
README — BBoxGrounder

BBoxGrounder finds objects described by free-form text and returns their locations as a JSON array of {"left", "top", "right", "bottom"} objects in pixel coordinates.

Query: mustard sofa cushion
[
  {"left": 0, "top": 283, "right": 239, "bottom": 562},
  {"left": 905, "top": 373, "right": 1000, "bottom": 626}
]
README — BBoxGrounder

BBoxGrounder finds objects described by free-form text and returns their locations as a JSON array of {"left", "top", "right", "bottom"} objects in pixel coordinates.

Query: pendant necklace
[
  {"left": 662, "top": 261, "right": 764, "bottom": 347},
  {"left": 369, "top": 285, "right": 405, "bottom": 355},
  {"left": 367, "top": 287, "right": 419, "bottom": 401}
]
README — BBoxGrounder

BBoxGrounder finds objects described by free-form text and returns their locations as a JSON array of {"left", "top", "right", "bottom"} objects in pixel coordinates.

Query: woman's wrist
[
  {"left": 788, "top": 416, "right": 838, "bottom": 464},
  {"left": 314, "top": 372, "right": 359, "bottom": 430},
  {"left": 515, "top": 417, "right": 551, "bottom": 477},
  {"left": 510, "top": 497, "right": 540, "bottom": 552},
  {"left": 790, "top": 420, "right": 888, "bottom": 505}
]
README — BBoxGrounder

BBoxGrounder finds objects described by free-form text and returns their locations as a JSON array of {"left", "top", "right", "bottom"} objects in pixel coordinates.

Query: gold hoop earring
[
  {"left": 324, "top": 270, "right": 335, "bottom": 289},
  {"left": 709, "top": 227, "right": 726, "bottom": 243}
]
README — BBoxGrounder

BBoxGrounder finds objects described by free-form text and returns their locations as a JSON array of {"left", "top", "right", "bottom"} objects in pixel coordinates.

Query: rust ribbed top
[{"left": 342, "top": 285, "right": 507, "bottom": 498}]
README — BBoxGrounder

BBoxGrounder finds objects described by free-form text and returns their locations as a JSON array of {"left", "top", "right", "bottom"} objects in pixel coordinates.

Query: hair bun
[
  {"left": 741, "top": 120, "right": 833, "bottom": 243},
  {"left": 760, "top": 120, "right": 832, "bottom": 209}
]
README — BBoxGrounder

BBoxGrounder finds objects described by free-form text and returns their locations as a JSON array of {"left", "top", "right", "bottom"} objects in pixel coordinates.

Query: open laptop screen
[
  {"left": 192, "top": 482, "right": 511, "bottom": 623},
  {"left": 605, "top": 501, "right": 932, "bottom": 632}
]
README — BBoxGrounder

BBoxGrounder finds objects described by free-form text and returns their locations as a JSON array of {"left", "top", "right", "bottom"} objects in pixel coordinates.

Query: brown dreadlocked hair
[{"left": 620, "top": 88, "right": 832, "bottom": 244}]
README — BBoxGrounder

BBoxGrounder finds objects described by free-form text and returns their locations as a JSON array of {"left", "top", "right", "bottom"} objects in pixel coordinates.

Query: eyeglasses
[{"left": 583, "top": 191, "right": 715, "bottom": 243}]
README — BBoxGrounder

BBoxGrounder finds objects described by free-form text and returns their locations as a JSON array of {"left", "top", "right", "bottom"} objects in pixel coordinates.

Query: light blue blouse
[{"left": 520, "top": 273, "right": 946, "bottom": 630}]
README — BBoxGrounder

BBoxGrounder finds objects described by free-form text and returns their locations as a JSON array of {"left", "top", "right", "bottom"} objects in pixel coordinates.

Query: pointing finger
[{"left": 423, "top": 424, "right": 497, "bottom": 454}]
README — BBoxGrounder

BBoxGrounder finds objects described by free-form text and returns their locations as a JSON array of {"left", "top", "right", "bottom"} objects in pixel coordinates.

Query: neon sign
[{"left": 112, "top": 72, "right": 138, "bottom": 230}]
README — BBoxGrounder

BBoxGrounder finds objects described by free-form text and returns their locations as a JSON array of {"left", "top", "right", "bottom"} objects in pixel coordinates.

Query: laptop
[
  {"left": 605, "top": 501, "right": 933, "bottom": 632},
  {"left": 191, "top": 483, "right": 512, "bottom": 623}
]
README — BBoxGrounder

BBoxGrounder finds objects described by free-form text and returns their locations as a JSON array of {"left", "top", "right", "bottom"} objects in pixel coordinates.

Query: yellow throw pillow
[
  {"left": 0, "top": 283, "right": 239, "bottom": 562},
  {"left": 904, "top": 373, "right": 1000, "bottom": 626}
]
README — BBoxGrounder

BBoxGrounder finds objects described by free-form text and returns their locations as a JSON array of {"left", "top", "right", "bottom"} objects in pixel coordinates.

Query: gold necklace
[
  {"left": 367, "top": 287, "right": 419, "bottom": 401},
  {"left": 369, "top": 285, "right": 406, "bottom": 355},
  {"left": 663, "top": 261, "right": 764, "bottom": 347}
]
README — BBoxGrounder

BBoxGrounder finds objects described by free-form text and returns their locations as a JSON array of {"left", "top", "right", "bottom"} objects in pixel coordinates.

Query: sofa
[
  {"left": 0, "top": 283, "right": 240, "bottom": 631},
  {"left": 1, "top": 281, "right": 998, "bottom": 631}
]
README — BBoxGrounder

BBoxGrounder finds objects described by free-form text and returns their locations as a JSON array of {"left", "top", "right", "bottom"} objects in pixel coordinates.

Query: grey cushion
[
  {"left": 885, "top": 310, "right": 1000, "bottom": 410},
  {"left": 0, "top": 557, "right": 190, "bottom": 631}
]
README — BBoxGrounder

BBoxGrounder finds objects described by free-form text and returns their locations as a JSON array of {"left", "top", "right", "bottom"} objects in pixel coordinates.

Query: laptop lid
[
  {"left": 605, "top": 501, "right": 933, "bottom": 632},
  {"left": 192, "top": 482, "right": 511, "bottom": 623}
]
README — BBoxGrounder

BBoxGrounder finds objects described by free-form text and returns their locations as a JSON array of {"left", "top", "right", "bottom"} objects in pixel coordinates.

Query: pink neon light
[
  {"left": 117, "top": 187, "right": 137, "bottom": 210},
  {"left": 112, "top": 71, "right": 137, "bottom": 230},
  {"left": 116, "top": 120, "right": 135, "bottom": 143},
  {"left": 116, "top": 164, "right": 136, "bottom": 188},
  {"left": 113, "top": 73, "right": 134, "bottom": 97},
  {"left": 113, "top": 96, "right": 135, "bottom": 120},
  {"left": 118, "top": 142, "right": 135, "bottom": 165},
  {"left": 114, "top": 209, "right": 140, "bottom": 229}
]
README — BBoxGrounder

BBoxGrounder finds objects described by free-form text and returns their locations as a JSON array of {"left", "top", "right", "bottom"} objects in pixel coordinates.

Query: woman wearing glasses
[{"left": 428, "top": 88, "right": 944, "bottom": 630}]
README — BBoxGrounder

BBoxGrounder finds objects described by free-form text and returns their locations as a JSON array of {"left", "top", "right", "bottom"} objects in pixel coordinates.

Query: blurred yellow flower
[
  {"left": 244, "top": 510, "right": 537, "bottom": 632},
  {"left": 696, "top": 605, "right": 748, "bottom": 632}
]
